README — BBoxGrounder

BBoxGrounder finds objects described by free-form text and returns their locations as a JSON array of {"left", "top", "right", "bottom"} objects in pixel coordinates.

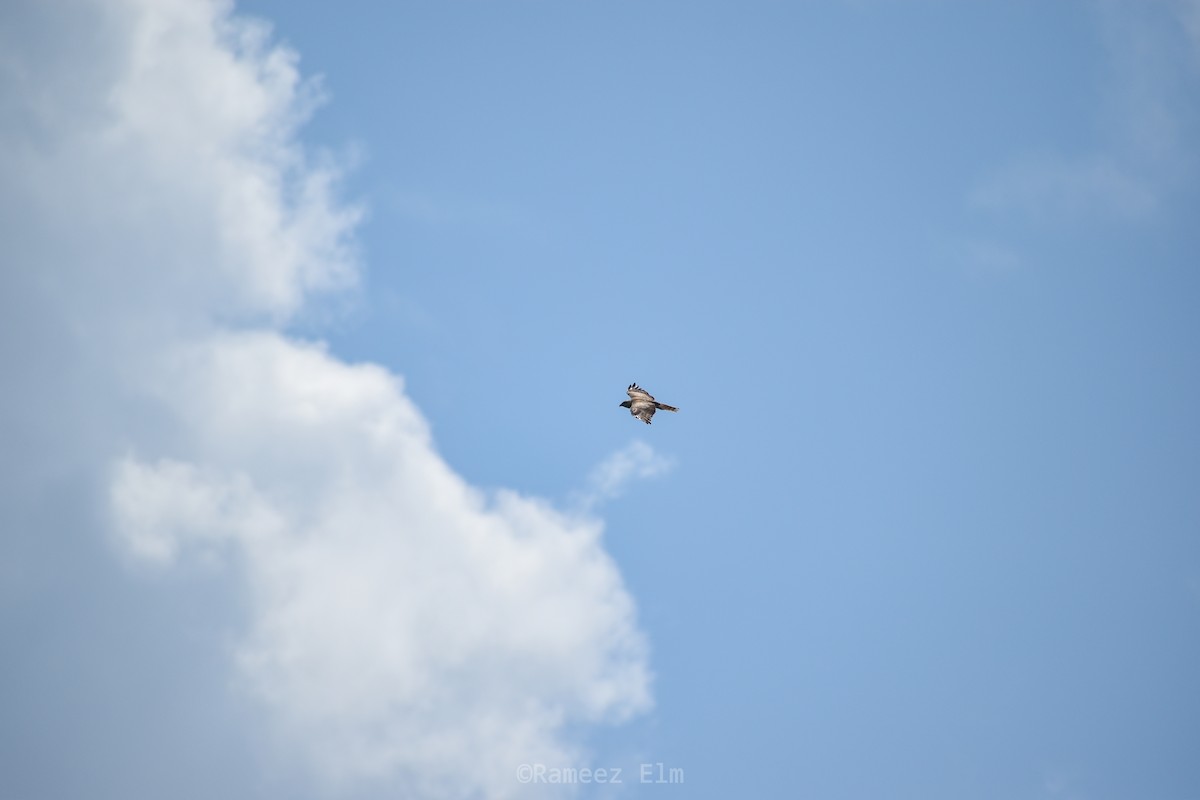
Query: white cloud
[
  {"left": 110, "top": 456, "right": 285, "bottom": 565},
  {"left": 574, "top": 441, "right": 676, "bottom": 512},
  {"left": 1, "top": 0, "right": 653, "bottom": 797},
  {"left": 1, "top": 0, "right": 358, "bottom": 338},
  {"left": 111, "top": 332, "right": 652, "bottom": 795}
]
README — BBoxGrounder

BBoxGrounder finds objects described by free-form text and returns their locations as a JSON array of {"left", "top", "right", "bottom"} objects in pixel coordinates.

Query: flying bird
[{"left": 620, "top": 383, "right": 678, "bottom": 425}]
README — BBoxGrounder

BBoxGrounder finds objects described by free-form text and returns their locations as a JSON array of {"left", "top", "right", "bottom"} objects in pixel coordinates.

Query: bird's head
[{"left": 619, "top": 400, "right": 632, "bottom": 408}]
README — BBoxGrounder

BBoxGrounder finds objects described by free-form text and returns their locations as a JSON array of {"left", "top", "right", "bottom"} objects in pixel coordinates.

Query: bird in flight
[{"left": 620, "top": 383, "right": 678, "bottom": 425}]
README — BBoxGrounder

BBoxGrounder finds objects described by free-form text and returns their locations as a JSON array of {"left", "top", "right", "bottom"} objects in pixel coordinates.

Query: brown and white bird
[{"left": 620, "top": 383, "right": 678, "bottom": 425}]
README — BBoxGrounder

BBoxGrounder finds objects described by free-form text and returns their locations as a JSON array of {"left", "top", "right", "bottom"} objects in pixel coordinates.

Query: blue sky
[{"left": 2, "top": 1, "right": 1198, "bottom": 799}]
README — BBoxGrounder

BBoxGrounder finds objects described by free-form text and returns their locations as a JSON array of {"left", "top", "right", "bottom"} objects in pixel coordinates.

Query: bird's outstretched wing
[{"left": 627, "top": 383, "right": 655, "bottom": 402}]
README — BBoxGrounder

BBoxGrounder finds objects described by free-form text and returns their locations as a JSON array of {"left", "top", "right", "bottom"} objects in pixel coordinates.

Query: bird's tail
[{"left": 655, "top": 403, "right": 678, "bottom": 412}]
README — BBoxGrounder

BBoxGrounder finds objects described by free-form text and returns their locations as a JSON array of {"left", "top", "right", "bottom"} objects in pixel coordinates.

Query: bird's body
[{"left": 620, "top": 383, "right": 678, "bottom": 424}]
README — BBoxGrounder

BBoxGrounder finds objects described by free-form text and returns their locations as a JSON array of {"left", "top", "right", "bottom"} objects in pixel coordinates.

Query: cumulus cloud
[
  {"left": 111, "top": 333, "right": 651, "bottom": 794},
  {"left": 2, "top": 1, "right": 358, "bottom": 345},
  {"left": 1, "top": 0, "right": 654, "bottom": 796}
]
